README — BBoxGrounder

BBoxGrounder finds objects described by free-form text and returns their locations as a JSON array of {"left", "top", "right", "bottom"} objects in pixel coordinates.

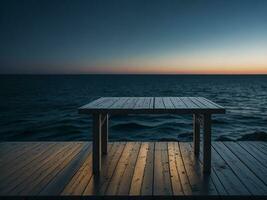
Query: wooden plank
[
  {"left": 105, "top": 142, "right": 136, "bottom": 195},
  {"left": 97, "top": 97, "right": 120, "bottom": 109},
  {"left": 5, "top": 142, "right": 267, "bottom": 197},
  {"left": 248, "top": 141, "right": 267, "bottom": 155},
  {"left": 92, "top": 114, "right": 101, "bottom": 176},
  {"left": 211, "top": 143, "right": 251, "bottom": 195},
  {"left": 0, "top": 143, "right": 41, "bottom": 169},
  {"left": 12, "top": 143, "right": 84, "bottom": 195},
  {"left": 110, "top": 97, "right": 129, "bottom": 109},
  {"left": 79, "top": 97, "right": 105, "bottom": 109},
  {"left": 122, "top": 97, "right": 138, "bottom": 109},
  {"left": 169, "top": 97, "right": 186, "bottom": 108},
  {"left": 153, "top": 142, "right": 172, "bottom": 195},
  {"left": 61, "top": 143, "right": 95, "bottom": 195},
  {"left": 129, "top": 142, "right": 149, "bottom": 195},
  {"left": 180, "top": 97, "right": 199, "bottom": 109},
  {"left": 194, "top": 97, "right": 218, "bottom": 109},
  {"left": 189, "top": 97, "right": 207, "bottom": 108},
  {"left": 134, "top": 97, "right": 146, "bottom": 109},
  {"left": 172, "top": 142, "right": 192, "bottom": 195},
  {"left": 117, "top": 142, "right": 141, "bottom": 195},
  {"left": 258, "top": 142, "right": 267, "bottom": 150},
  {"left": 101, "top": 114, "right": 108, "bottom": 155},
  {"left": 224, "top": 142, "right": 267, "bottom": 186},
  {"left": 198, "top": 97, "right": 224, "bottom": 109},
  {"left": 131, "top": 97, "right": 153, "bottom": 109},
  {"left": 193, "top": 114, "right": 200, "bottom": 155},
  {"left": 140, "top": 142, "right": 155, "bottom": 195},
  {"left": 209, "top": 143, "right": 249, "bottom": 195},
  {"left": 144, "top": 97, "right": 153, "bottom": 109},
  {"left": 179, "top": 142, "right": 218, "bottom": 195},
  {"left": 0, "top": 142, "right": 38, "bottom": 164},
  {"left": 0, "top": 142, "right": 77, "bottom": 195},
  {"left": 40, "top": 143, "right": 92, "bottom": 195},
  {"left": 80, "top": 97, "right": 120, "bottom": 109},
  {"left": 0, "top": 143, "right": 52, "bottom": 181},
  {"left": 189, "top": 143, "right": 227, "bottom": 195},
  {"left": 167, "top": 142, "right": 183, "bottom": 195},
  {"left": 238, "top": 142, "right": 267, "bottom": 168},
  {"left": 203, "top": 114, "right": 211, "bottom": 173},
  {"left": 214, "top": 142, "right": 267, "bottom": 195},
  {"left": 0, "top": 143, "right": 68, "bottom": 192},
  {"left": 83, "top": 142, "right": 126, "bottom": 195},
  {"left": 154, "top": 97, "right": 165, "bottom": 109},
  {"left": 80, "top": 97, "right": 225, "bottom": 114},
  {"left": 162, "top": 97, "right": 175, "bottom": 109},
  {"left": 27, "top": 143, "right": 86, "bottom": 195}
]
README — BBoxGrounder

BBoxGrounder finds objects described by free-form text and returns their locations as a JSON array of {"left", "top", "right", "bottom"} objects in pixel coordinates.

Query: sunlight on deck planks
[{"left": 0, "top": 141, "right": 267, "bottom": 196}]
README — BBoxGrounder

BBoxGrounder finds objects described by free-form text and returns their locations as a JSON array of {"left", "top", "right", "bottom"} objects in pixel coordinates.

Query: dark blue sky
[{"left": 1, "top": 0, "right": 267, "bottom": 74}]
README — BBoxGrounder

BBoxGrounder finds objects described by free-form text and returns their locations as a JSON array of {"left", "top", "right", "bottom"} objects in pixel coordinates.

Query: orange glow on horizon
[{"left": 85, "top": 65, "right": 267, "bottom": 74}]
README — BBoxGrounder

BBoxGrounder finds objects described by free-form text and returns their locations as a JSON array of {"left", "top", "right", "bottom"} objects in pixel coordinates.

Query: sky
[{"left": 0, "top": 0, "right": 267, "bottom": 74}]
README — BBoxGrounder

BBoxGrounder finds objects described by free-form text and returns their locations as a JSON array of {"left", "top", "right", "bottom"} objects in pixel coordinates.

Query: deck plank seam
[
  {"left": 0, "top": 143, "right": 41, "bottom": 168},
  {"left": 178, "top": 97, "right": 188, "bottom": 108},
  {"left": 96, "top": 142, "right": 127, "bottom": 195},
  {"left": 131, "top": 97, "right": 140, "bottom": 110},
  {"left": 116, "top": 142, "right": 141, "bottom": 195},
  {"left": 0, "top": 143, "right": 71, "bottom": 194},
  {"left": 173, "top": 142, "right": 186, "bottom": 195},
  {"left": 39, "top": 143, "right": 92, "bottom": 195},
  {"left": 211, "top": 143, "right": 253, "bottom": 195},
  {"left": 189, "top": 143, "right": 227, "bottom": 196},
  {"left": 202, "top": 98, "right": 224, "bottom": 109},
  {"left": 222, "top": 142, "right": 267, "bottom": 188},
  {"left": 170, "top": 98, "right": 176, "bottom": 108},
  {"left": 27, "top": 143, "right": 84, "bottom": 195},
  {"left": 177, "top": 142, "right": 194, "bottom": 194},
  {"left": 166, "top": 142, "right": 175, "bottom": 196},
  {"left": 152, "top": 142, "right": 156, "bottom": 196},
  {"left": 188, "top": 97, "right": 201, "bottom": 108},
  {"left": 81, "top": 142, "right": 120, "bottom": 195},
  {"left": 62, "top": 143, "right": 95, "bottom": 195},
  {"left": 236, "top": 142, "right": 267, "bottom": 168},
  {"left": 248, "top": 142, "right": 267, "bottom": 155},
  {"left": 161, "top": 97, "right": 166, "bottom": 109},
  {"left": 103, "top": 141, "right": 128, "bottom": 194},
  {"left": 7, "top": 143, "right": 79, "bottom": 195},
  {"left": 61, "top": 142, "right": 94, "bottom": 195},
  {"left": 193, "top": 97, "right": 211, "bottom": 108},
  {"left": 237, "top": 142, "right": 267, "bottom": 167},
  {"left": 0, "top": 142, "right": 60, "bottom": 187},
  {"left": 126, "top": 142, "right": 143, "bottom": 195},
  {"left": 139, "top": 142, "right": 155, "bottom": 196}
]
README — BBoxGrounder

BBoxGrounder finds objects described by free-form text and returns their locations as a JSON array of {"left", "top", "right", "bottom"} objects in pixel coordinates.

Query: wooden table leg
[
  {"left": 193, "top": 114, "right": 200, "bottom": 155},
  {"left": 93, "top": 113, "right": 102, "bottom": 175},
  {"left": 101, "top": 114, "right": 109, "bottom": 155},
  {"left": 203, "top": 113, "right": 211, "bottom": 173}
]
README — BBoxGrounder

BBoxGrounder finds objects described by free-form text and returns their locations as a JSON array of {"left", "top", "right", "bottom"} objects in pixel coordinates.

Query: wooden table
[{"left": 79, "top": 97, "right": 225, "bottom": 175}]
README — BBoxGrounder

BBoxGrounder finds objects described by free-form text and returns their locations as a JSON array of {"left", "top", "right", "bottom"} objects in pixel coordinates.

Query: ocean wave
[
  {"left": 215, "top": 136, "right": 234, "bottom": 141},
  {"left": 237, "top": 131, "right": 267, "bottom": 141},
  {"left": 110, "top": 121, "right": 191, "bottom": 132},
  {"left": 212, "top": 119, "right": 228, "bottom": 124},
  {"left": 178, "top": 132, "right": 193, "bottom": 138},
  {"left": 111, "top": 122, "right": 152, "bottom": 130},
  {"left": 215, "top": 131, "right": 267, "bottom": 141}
]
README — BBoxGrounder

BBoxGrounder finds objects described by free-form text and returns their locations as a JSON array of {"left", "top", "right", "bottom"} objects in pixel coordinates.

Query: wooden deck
[{"left": 0, "top": 141, "right": 267, "bottom": 197}]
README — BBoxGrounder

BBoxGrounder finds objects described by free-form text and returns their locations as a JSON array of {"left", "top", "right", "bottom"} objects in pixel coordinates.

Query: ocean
[{"left": 1, "top": 75, "right": 267, "bottom": 141}]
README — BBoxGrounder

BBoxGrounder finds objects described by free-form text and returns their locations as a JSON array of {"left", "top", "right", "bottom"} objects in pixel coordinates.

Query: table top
[{"left": 79, "top": 97, "right": 225, "bottom": 114}]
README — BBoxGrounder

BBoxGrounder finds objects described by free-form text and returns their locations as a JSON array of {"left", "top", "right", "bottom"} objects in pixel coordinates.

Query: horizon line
[{"left": 1, "top": 73, "right": 267, "bottom": 75}]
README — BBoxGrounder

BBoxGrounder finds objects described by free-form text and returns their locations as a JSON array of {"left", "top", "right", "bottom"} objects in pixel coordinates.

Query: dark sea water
[{"left": 1, "top": 75, "right": 267, "bottom": 141}]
